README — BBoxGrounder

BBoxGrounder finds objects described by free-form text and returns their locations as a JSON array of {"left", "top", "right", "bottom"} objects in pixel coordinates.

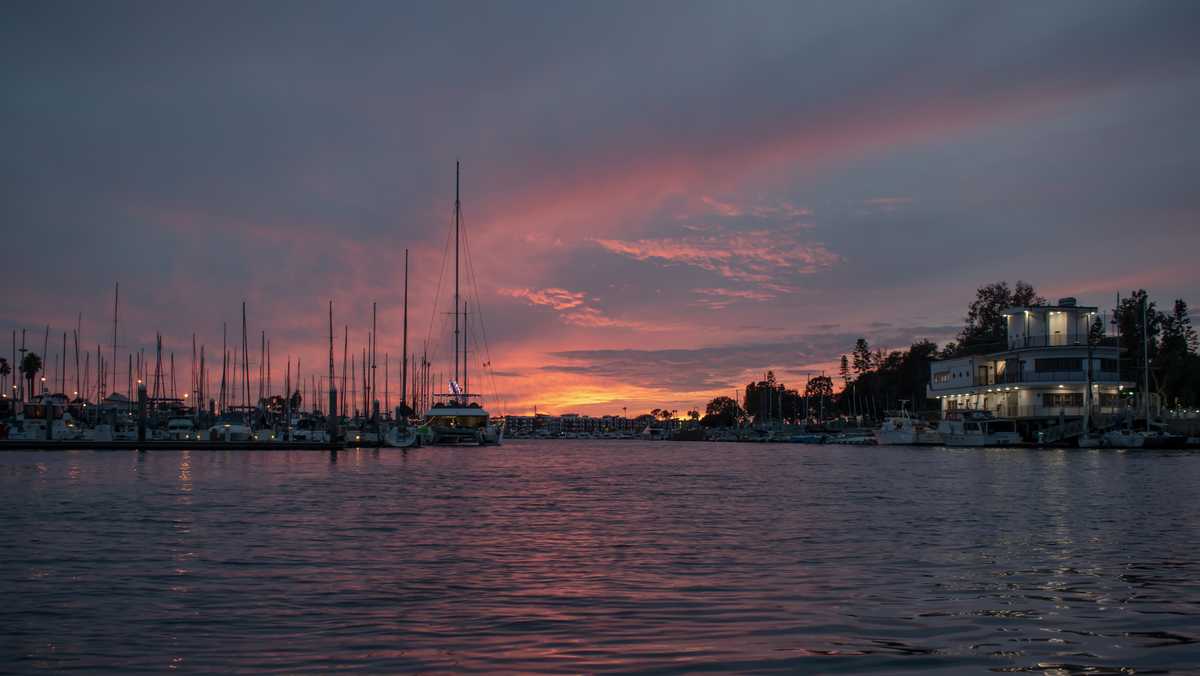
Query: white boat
[
  {"left": 164, "top": 417, "right": 198, "bottom": 440},
  {"left": 426, "top": 399, "right": 502, "bottom": 445},
  {"left": 421, "top": 162, "right": 504, "bottom": 447},
  {"left": 208, "top": 414, "right": 252, "bottom": 441},
  {"left": 876, "top": 404, "right": 942, "bottom": 445},
  {"left": 936, "top": 409, "right": 1022, "bottom": 446}
]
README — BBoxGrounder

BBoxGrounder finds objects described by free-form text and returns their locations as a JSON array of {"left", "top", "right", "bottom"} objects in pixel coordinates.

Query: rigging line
[
  {"left": 423, "top": 195, "right": 458, "bottom": 360},
  {"left": 460, "top": 208, "right": 504, "bottom": 413},
  {"left": 459, "top": 206, "right": 507, "bottom": 415}
]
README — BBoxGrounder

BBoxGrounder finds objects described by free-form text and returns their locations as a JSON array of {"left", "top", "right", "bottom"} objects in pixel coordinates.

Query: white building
[{"left": 928, "top": 298, "right": 1134, "bottom": 434}]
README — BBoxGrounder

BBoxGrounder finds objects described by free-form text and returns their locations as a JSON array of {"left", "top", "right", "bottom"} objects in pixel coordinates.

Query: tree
[
  {"left": 702, "top": 395, "right": 742, "bottom": 428},
  {"left": 852, "top": 339, "right": 871, "bottom": 375},
  {"left": 0, "top": 358, "right": 8, "bottom": 394},
  {"left": 1088, "top": 314, "right": 1106, "bottom": 346},
  {"left": 957, "top": 281, "right": 1045, "bottom": 355},
  {"left": 805, "top": 376, "right": 834, "bottom": 397},
  {"left": 1163, "top": 299, "right": 1197, "bottom": 353},
  {"left": 839, "top": 355, "right": 850, "bottom": 387},
  {"left": 686, "top": 409, "right": 700, "bottom": 422},
  {"left": 1114, "top": 290, "right": 1163, "bottom": 385},
  {"left": 20, "top": 352, "right": 42, "bottom": 398},
  {"left": 1158, "top": 299, "right": 1199, "bottom": 407}
]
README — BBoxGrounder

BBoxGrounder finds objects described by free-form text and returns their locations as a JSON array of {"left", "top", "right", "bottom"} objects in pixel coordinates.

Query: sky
[{"left": 3, "top": 1, "right": 1200, "bottom": 416}]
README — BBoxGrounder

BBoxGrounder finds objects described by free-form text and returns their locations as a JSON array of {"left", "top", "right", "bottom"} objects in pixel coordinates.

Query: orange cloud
[
  {"left": 499, "top": 287, "right": 586, "bottom": 310},
  {"left": 501, "top": 286, "right": 658, "bottom": 331},
  {"left": 593, "top": 230, "right": 840, "bottom": 288}
]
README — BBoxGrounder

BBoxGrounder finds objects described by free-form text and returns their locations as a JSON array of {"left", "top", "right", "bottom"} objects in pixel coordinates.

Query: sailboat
[{"left": 423, "top": 162, "right": 504, "bottom": 446}]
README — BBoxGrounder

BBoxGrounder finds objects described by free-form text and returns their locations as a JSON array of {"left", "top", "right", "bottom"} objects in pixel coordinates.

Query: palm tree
[{"left": 21, "top": 352, "right": 42, "bottom": 398}]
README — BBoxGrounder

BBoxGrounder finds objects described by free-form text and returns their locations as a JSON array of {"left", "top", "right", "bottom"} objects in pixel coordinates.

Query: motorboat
[
  {"left": 208, "top": 413, "right": 252, "bottom": 441},
  {"left": 936, "top": 409, "right": 1021, "bottom": 446},
  {"left": 876, "top": 404, "right": 942, "bottom": 445}
]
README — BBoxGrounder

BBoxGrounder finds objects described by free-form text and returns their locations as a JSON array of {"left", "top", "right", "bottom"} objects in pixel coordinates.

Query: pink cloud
[
  {"left": 501, "top": 286, "right": 658, "bottom": 331},
  {"left": 593, "top": 229, "right": 840, "bottom": 288},
  {"left": 499, "top": 287, "right": 586, "bottom": 311},
  {"left": 691, "top": 287, "right": 775, "bottom": 310}
]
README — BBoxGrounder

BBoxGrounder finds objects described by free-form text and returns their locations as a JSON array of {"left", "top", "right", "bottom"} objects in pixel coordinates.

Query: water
[{"left": 2, "top": 442, "right": 1198, "bottom": 673}]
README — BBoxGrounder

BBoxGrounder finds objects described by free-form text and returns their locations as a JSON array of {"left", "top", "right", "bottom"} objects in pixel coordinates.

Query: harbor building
[{"left": 927, "top": 298, "right": 1136, "bottom": 438}]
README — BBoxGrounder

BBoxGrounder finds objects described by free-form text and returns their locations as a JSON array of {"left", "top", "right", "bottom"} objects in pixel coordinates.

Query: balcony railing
[
  {"left": 971, "top": 370, "right": 1120, "bottom": 387},
  {"left": 1008, "top": 335, "right": 1120, "bottom": 350},
  {"left": 957, "top": 405, "right": 1130, "bottom": 419}
]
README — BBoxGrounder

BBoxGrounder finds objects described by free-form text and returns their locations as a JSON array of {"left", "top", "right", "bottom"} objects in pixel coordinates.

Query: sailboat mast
[
  {"left": 112, "top": 282, "right": 118, "bottom": 402},
  {"left": 463, "top": 301, "right": 468, "bottom": 397},
  {"left": 328, "top": 301, "right": 336, "bottom": 423},
  {"left": 454, "top": 160, "right": 461, "bottom": 388},
  {"left": 402, "top": 248, "right": 408, "bottom": 410}
]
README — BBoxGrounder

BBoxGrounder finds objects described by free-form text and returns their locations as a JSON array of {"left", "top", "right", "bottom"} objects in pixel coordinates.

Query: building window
[
  {"left": 933, "top": 371, "right": 951, "bottom": 384},
  {"left": 1035, "top": 358, "right": 1081, "bottom": 372},
  {"left": 1100, "top": 359, "right": 1118, "bottom": 373},
  {"left": 1042, "top": 392, "right": 1083, "bottom": 408}
]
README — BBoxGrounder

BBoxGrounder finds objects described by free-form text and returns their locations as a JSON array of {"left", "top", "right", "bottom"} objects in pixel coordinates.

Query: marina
[{"left": 5, "top": 3, "right": 1200, "bottom": 673}]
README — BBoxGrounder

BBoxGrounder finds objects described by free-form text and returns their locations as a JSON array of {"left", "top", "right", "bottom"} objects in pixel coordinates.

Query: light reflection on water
[{"left": 1, "top": 442, "right": 1198, "bottom": 673}]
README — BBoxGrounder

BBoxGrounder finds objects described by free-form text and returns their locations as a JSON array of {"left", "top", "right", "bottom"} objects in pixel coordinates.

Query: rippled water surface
[{"left": 2, "top": 442, "right": 1199, "bottom": 673}]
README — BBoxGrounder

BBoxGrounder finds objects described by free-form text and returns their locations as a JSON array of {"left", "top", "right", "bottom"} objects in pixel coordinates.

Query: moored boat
[{"left": 937, "top": 409, "right": 1021, "bottom": 446}]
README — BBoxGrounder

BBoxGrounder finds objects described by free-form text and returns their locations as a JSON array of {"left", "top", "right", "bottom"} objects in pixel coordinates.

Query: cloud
[
  {"left": 691, "top": 287, "right": 775, "bottom": 310},
  {"left": 499, "top": 287, "right": 585, "bottom": 311},
  {"left": 593, "top": 229, "right": 840, "bottom": 290},
  {"left": 500, "top": 286, "right": 656, "bottom": 330}
]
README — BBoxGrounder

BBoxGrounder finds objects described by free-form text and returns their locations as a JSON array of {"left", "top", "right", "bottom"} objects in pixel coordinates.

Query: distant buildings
[{"left": 503, "top": 412, "right": 656, "bottom": 437}]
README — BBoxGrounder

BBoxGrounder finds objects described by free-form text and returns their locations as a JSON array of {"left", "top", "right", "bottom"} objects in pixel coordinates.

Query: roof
[{"left": 1004, "top": 305, "right": 1098, "bottom": 313}]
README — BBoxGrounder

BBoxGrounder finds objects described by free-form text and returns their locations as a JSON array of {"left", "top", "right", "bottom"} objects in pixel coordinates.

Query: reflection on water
[{"left": 1, "top": 442, "right": 1199, "bottom": 673}]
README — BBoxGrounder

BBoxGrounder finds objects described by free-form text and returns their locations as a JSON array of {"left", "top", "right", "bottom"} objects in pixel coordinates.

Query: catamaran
[{"left": 423, "top": 162, "right": 503, "bottom": 446}]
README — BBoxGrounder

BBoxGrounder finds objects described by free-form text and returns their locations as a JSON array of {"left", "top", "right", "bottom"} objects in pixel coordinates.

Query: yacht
[
  {"left": 422, "top": 162, "right": 504, "bottom": 447},
  {"left": 936, "top": 409, "right": 1021, "bottom": 447},
  {"left": 208, "top": 413, "right": 252, "bottom": 441},
  {"left": 876, "top": 404, "right": 942, "bottom": 445},
  {"left": 425, "top": 394, "right": 502, "bottom": 445}
]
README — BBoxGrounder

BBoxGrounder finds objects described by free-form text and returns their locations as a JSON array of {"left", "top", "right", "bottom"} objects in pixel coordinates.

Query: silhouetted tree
[
  {"left": 956, "top": 281, "right": 1045, "bottom": 355},
  {"left": 1158, "top": 299, "right": 1200, "bottom": 407},
  {"left": 804, "top": 376, "right": 834, "bottom": 418},
  {"left": 852, "top": 339, "right": 871, "bottom": 375},
  {"left": 1114, "top": 290, "right": 1163, "bottom": 386},
  {"left": 701, "top": 395, "right": 742, "bottom": 427},
  {"left": 20, "top": 352, "right": 42, "bottom": 398}
]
